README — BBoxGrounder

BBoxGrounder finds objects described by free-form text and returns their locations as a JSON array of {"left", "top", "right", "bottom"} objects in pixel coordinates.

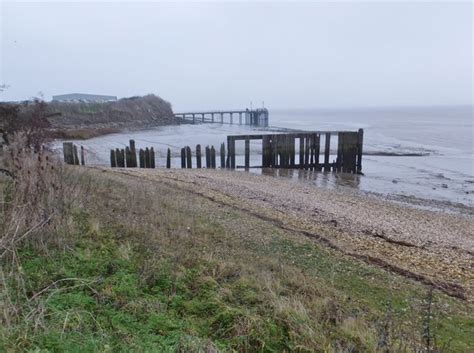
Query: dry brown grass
[
  {"left": 0, "top": 134, "right": 89, "bottom": 328},
  {"left": 46, "top": 94, "right": 177, "bottom": 128}
]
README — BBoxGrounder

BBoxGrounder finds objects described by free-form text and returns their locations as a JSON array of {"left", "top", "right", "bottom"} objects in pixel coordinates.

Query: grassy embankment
[
  {"left": 0, "top": 154, "right": 472, "bottom": 352},
  {"left": 42, "top": 94, "right": 179, "bottom": 140}
]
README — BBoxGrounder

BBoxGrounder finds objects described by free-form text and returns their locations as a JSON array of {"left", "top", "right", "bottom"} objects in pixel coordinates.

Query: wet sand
[{"left": 98, "top": 167, "right": 474, "bottom": 301}]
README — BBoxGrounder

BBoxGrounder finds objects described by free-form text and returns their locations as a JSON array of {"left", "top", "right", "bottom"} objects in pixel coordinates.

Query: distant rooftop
[{"left": 52, "top": 93, "right": 117, "bottom": 103}]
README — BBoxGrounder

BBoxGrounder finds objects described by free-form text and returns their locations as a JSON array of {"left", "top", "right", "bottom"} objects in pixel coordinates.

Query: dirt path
[{"left": 98, "top": 168, "right": 474, "bottom": 300}]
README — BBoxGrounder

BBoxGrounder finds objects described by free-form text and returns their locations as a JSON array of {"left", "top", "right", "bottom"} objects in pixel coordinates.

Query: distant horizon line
[
  {"left": 0, "top": 95, "right": 472, "bottom": 112},
  {"left": 173, "top": 103, "right": 473, "bottom": 112}
]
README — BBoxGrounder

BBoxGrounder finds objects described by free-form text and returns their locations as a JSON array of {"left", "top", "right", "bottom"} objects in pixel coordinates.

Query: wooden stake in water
[
  {"left": 210, "top": 146, "right": 216, "bottom": 168},
  {"left": 73, "top": 145, "right": 80, "bottom": 165},
  {"left": 150, "top": 147, "right": 156, "bottom": 168},
  {"left": 62, "top": 142, "right": 74, "bottom": 165},
  {"left": 205, "top": 146, "right": 211, "bottom": 168},
  {"left": 186, "top": 146, "right": 192, "bottom": 168},
  {"left": 121, "top": 149, "right": 126, "bottom": 167},
  {"left": 324, "top": 133, "right": 331, "bottom": 172},
  {"left": 125, "top": 146, "right": 132, "bottom": 167},
  {"left": 145, "top": 148, "right": 150, "bottom": 168},
  {"left": 110, "top": 149, "right": 117, "bottom": 168},
  {"left": 181, "top": 148, "right": 186, "bottom": 168},
  {"left": 129, "top": 140, "right": 137, "bottom": 167},
  {"left": 304, "top": 136, "right": 310, "bottom": 170},
  {"left": 139, "top": 149, "right": 145, "bottom": 168},
  {"left": 245, "top": 137, "right": 250, "bottom": 170},
  {"left": 80, "top": 146, "right": 85, "bottom": 166},
  {"left": 220, "top": 143, "right": 225, "bottom": 168},
  {"left": 357, "top": 128, "right": 364, "bottom": 174},
  {"left": 196, "top": 144, "right": 202, "bottom": 168}
]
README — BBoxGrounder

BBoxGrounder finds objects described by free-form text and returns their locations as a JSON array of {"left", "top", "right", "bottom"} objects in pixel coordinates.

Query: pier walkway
[{"left": 175, "top": 108, "right": 269, "bottom": 127}]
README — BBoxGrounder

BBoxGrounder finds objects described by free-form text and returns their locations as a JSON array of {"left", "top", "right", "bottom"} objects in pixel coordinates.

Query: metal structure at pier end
[{"left": 175, "top": 108, "right": 269, "bottom": 127}]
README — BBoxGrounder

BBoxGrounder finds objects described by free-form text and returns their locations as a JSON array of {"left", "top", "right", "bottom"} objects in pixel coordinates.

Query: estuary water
[{"left": 54, "top": 105, "right": 474, "bottom": 207}]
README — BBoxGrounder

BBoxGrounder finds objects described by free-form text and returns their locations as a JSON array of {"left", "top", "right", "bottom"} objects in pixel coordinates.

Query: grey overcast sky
[{"left": 1, "top": 1, "right": 472, "bottom": 110}]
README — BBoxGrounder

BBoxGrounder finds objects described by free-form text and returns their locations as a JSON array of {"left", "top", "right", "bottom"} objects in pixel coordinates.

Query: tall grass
[{"left": 0, "top": 134, "right": 87, "bottom": 330}]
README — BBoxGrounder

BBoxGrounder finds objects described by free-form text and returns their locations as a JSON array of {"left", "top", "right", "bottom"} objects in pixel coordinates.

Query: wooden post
[
  {"left": 315, "top": 134, "right": 321, "bottom": 171},
  {"left": 277, "top": 135, "right": 283, "bottom": 168},
  {"left": 324, "top": 133, "right": 331, "bottom": 172},
  {"left": 299, "top": 137, "right": 304, "bottom": 168},
  {"left": 125, "top": 146, "right": 132, "bottom": 167},
  {"left": 357, "top": 128, "right": 364, "bottom": 174},
  {"left": 129, "top": 140, "right": 137, "bottom": 167},
  {"left": 186, "top": 146, "right": 192, "bottom": 168},
  {"left": 139, "top": 149, "right": 145, "bottom": 168},
  {"left": 287, "top": 135, "right": 292, "bottom": 168},
  {"left": 73, "top": 145, "right": 79, "bottom": 165},
  {"left": 288, "top": 134, "right": 296, "bottom": 168},
  {"left": 220, "top": 143, "right": 225, "bottom": 168},
  {"left": 166, "top": 148, "right": 171, "bottom": 168},
  {"left": 196, "top": 144, "right": 202, "bottom": 168},
  {"left": 262, "top": 135, "right": 271, "bottom": 168},
  {"left": 228, "top": 137, "right": 236, "bottom": 169},
  {"left": 117, "top": 148, "right": 125, "bottom": 168},
  {"left": 115, "top": 148, "right": 120, "bottom": 167},
  {"left": 210, "top": 146, "right": 216, "bottom": 168},
  {"left": 271, "top": 135, "right": 278, "bottom": 167},
  {"left": 287, "top": 135, "right": 293, "bottom": 168},
  {"left": 80, "top": 146, "right": 85, "bottom": 166},
  {"left": 309, "top": 135, "right": 314, "bottom": 170},
  {"left": 63, "top": 142, "right": 74, "bottom": 165},
  {"left": 110, "top": 149, "right": 117, "bottom": 168},
  {"left": 205, "top": 146, "right": 211, "bottom": 168},
  {"left": 304, "top": 136, "right": 310, "bottom": 170},
  {"left": 226, "top": 137, "right": 230, "bottom": 168},
  {"left": 280, "top": 135, "right": 287, "bottom": 168},
  {"left": 144, "top": 148, "right": 150, "bottom": 168},
  {"left": 341, "top": 132, "right": 358, "bottom": 173},
  {"left": 337, "top": 133, "right": 343, "bottom": 172},
  {"left": 150, "top": 147, "right": 155, "bottom": 168},
  {"left": 284, "top": 135, "right": 290, "bottom": 168},
  {"left": 244, "top": 137, "right": 250, "bottom": 170},
  {"left": 181, "top": 148, "right": 186, "bottom": 168}
]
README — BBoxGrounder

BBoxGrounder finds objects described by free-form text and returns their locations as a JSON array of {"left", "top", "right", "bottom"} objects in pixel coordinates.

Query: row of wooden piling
[
  {"left": 179, "top": 144, "right": 224, "bottom": 169},
  {"left": 226, "top": 129, "right": 363, "bottom": 173},
  {"left": 108, "top": 140, "right": 227, "bottom": 169},
  {"left": 63, "top": 142, "right": 85, "bottom": 165},
  {"left": 99, "top": 129, "right": 363, "bottom": 174}
]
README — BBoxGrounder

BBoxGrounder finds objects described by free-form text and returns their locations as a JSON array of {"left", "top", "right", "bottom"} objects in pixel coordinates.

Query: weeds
[
  {"left": 0, "top": 161, "right": 472, "bottom": 351},
  {"left": 0, "top": 134, "right": 89, "bottom": 334}
]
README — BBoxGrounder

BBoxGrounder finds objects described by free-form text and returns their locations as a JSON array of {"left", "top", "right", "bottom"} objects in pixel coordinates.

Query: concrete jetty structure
[{"left": 175, "top": 108, "right": 269, "bottom": 127}]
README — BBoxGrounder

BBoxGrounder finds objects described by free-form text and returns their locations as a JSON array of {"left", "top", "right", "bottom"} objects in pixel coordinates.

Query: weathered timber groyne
[
  {"left": 226, "top": 129, "right": 364, "bottom": 173},
  {"left": 63, "top": 129, "right": 363, "bottom": 174}
]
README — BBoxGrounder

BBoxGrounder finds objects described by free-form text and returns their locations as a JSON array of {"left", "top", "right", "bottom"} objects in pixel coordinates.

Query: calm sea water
[{"left": 54, "top": 105, "right": 474, "bottom": 207}]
